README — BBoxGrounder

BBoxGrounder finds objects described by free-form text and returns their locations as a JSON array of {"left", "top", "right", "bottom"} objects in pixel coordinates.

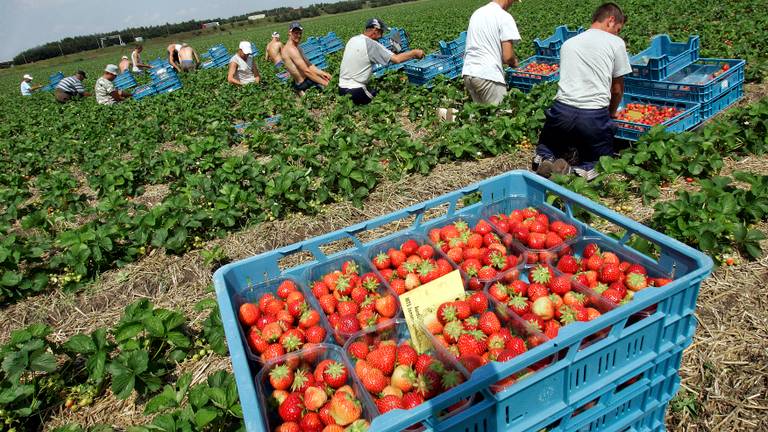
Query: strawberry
[
  {"left": 477, "top": 266, "right": 498, "bottom": 281},
  {"left": 401, "top": 391, "right": 425, "bottom": 409},
  {"left": 544, "top": 320, "right": 560, "bottom": 339},
  {"left": 625, "top": 272, "right": 648, "bottom": 291},
  {"left": 557, "top": 255, "right": 580, "bottom": 274},
  {"left": 488, "top": 282, "right": 509, "bottom": 302},
  {"left": 414, "top": 354, "right": 433, "bottom": 374},
  {"left": 299, "top": 309, "right": 321, "bottom": 329},
  {"left": 545, "top": 232, "right": 564, "bottom": 249},
  {"left": 360, "top": 367, "right": 387, "bottom": 393},
  {"left": 468, "top": 292, "right": 488, "bottom": 314},
  {"left": 601, "top": 288, "right": 623, "bottom": 304},
  {"left": 583, "top": 243, "right": 600, "bottom": 258},
  {"left": 453, "top": 300, "right": 472, "bottom": 320},
  {"left": 248, "top": 328, "right": 269, "bottom": 353},
  {"left": 318, "top": 294, "right": 337, "bottom": 314},
  {"left": 373, "top": 252, "right": 391, "bottom": 270},
  {"left": 300, "top": 412, "right": 323, "bottom": 431},
  {"left": 401, "top": 239, "right": 419, "bottom": 256},
  {"left": 329, "top": 391, "right": 363, "bottom": 426},
  {"left": 239, "top": 303, "right": 260, "bottom": 326},
  {"left": 377, "top": 395, "right": 404, "bottom": 413},
  {"left": 478, "top": 311, "right": 501, "bottom": 336},
  {"left": 532, "top": 297, "right": 554, "bottom": 320},
  {"left": 506, "top": 294, "right": 530, "bottom": 315},
  {"left": 347, "top": 341, "right": 369, "bottom": 360},
  {"left": 280, "top": 329, "right": 305, "bottom": 352},
  {"left": 626, "top": 264, "right": 647, "bottom": 275},
  {"left": 391, "top": 365, "right": 416, "bottom": 392},
  {"left": 416, "top": 244, "right": 434, "bottom": 259},
  {"left": 277, "top": 280, "right": 297, "bottom": 299},
  {"left": 652, "top": 278, "right": 672, "bottom": 287},
  {"left": 278, "top": 392, "right": 303, "bottom": 422},
  {"left": 599, "top": 263, "right": 622, "bottom": 283},
  {"left": 336, "top": 314, "right": 361, "bottom": 335},
  {"left": 396, "top": 343, "right": 418, "bottom": 367},
  {"left": 270, "top": 364, "right": 294, "bottom": 391},
  {"left": 304, "top": 386, "right": 328, "bottom": 411},
  {"left": 367, "top": 344, "right": 396, "bottom": 375},
  {"left": 323, "top": 361, "right": 348, "bottom": 389},
  {"left": 457, "top": 331, "right": 487, "bottom": 357},
  {"left": 291, "top": 369, "right": 315, "bottom": 393},
  {"left": 527, "top": 283, "right": 549, "bottom": 301},
  {"left": 549, "top": 275, "right": 571, "bottom": 296},
  {"left": 375, "top": 295, "right": 397, "bottom": 318},
  {"left": 275, "top": 422, "right": 300, "bottom": 432},
  {"left": 562, "top": 291, "right": 587, "bottom": 308}
]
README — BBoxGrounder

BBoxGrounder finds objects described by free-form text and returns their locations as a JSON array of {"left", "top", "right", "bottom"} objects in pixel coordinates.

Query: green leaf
[
  {"left": 143, "top": 316, "right": 166, "bottom": 337},
  {"left": 0, "top": 271, "right": 22, "bottom": 287},
  {"left": 29, "top": 351, "right": 57, "bottom": 373},
  {"left": 144, "top": 391, "right": 177, "bottom": 415},
  {"left": 115, "top": 322, "right": 144, "bottom": 342},
  {"left": 63, "top": 334, "right": 96, "bottom": 354},
  {"left": 2, "top": 351, "right": 28, "bottom": 382},
  {"left": 194, "top": 407, "right": 219, "bottom": 428},
  {"left": 166, "top": 331, "right": 190, "bottom": 348}
]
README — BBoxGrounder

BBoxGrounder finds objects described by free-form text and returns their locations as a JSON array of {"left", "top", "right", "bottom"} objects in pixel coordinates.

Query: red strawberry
[
  {"left": 599, "top": 264, "right": 622, "bottom": 283},
  {"left": 506, "top": 294, "right": 530, "bottom": 316},
  {"left": 468, "top": 292, "right": 488, "bottom": 314},
  {"left": 583, "top": 243, "right": 600, "bottom": 258},
  {"left": 323, "top": 361, "right": 348, "bottom": 389},
  {"left": 544, "top": 320, "right": 560, "bottom": 339},
  {"left": 478, "top": 311, "right": 501, "bottom": 336},
  {"left": 457, "top": 331, "right": 487, "bottom": 357},
  {"left": 625, "top": 272, "right": 648, "bottom": 291},
  {"left": 377, "top": 395, "right": 404, "bottom": 413},
  {"left": 414, "top": 354, "right": 433, "bottom": 374},
  {"left": 239, "top": 303, "right": 260, "bottom": 326},
  {"left": 277, "top": 280, "right": 297, "bottom": 299},
  {"left": 336, "top": 314, "right": 361, "bottom": 335},
  {"left": 453, "top": 300, "right": 472, "bottom": 320},
  {"left": 360, "top": 366, "right": 388, "bottom": 393},
  {"left": 557, "top": 255, "right": 580, "bottom": 274},
  {"left": 400, "top": 239, "right": 419, "bottom": 256},
  {"left": 557, "top": 224, "right": 578, "bottom": 239},
  {"left": 367, "top": 344, "right": 396, "bottom": 375},
  {"left": 304, "top": 386, "right": 328, "bottom": 411},
  {"left": 397, "top": 343, "right": 418, "bottom": 367},
  {"left": 601, "top": 288, "right": 623, "bottom": 304},
  {"left": 545, "top": 232, "right": 564, "bottom": 249},
  {"left": 278, "top": 392, "right": 303, "bottom": 422},
  {"left": 299, "top": 309, "right": 321, "bottom": 329},
  {"left": 401, "top": 391, "right": 425, "bottom": 409},
  {"left": 248, "top": 328, "right": 269, "bottom": 353},
  {"left": 347, "top": 341, "right": 369, "bottom": 360},
  {"left": 626, "top": 264, "right": 647, "bottom": 275},
  {"left": 328, "top": 391, "right": 363, "bottom": 426},
  {"left": 375, "top": 295, "right": 397, "bottom": 318},
  {"left": 373, "top": 252, "right": 391, "bottom": 270},
  {"left": 318, "top": 294, "right": 338, "bottom": 314},
  {"left": 488, "top": 282, "right": 509, "bottom": 302},
  {"left": 549, "top": 275, "right": 571, "bottom": 296},
  {"left": 416, "top": 244, "right": 434, "bottom": 259},
  {"left": 269, "top": 364, "right": 294, "bottom": 391},
  {"left": 477, "top": 266, "right": 498, "bottom": 281},
  {"left": 300, "top": 412, "right": 323, "bottom": 431},
  {"left": 527, "top": 283, "right": 549, "bottom": 301}
]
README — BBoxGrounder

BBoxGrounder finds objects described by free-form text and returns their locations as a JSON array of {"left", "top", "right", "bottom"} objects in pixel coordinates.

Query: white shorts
[{"left": 463, "top": 75, "right": 507, "bottom": 105}]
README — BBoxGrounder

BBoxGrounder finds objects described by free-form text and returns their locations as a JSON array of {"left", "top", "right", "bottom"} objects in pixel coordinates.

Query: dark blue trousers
[{"left": 535, "top": 101, "right": 616, "bottom": 170}]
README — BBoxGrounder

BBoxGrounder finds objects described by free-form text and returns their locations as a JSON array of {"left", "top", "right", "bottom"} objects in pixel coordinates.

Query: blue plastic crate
[
  {"left": 625, "top": 58, "right": 745, "bottom": 103},
  {"left": 533, "top": 25, "right": 585, "bottom": 58},
  {"left": 114, "top": 72, "right": 137, "bottom": 90},
  {"left": 700, "top": 82, "right": 744, "bottom": 121},
  {"left": 630, "top": 35, "right": 700, "bottom": 81},
  {"left": 614, "top": 94, "right": 701, "bottom": 141},
  {"left": 380, "top": 28, "right": 410, "bottom": 53},
  {"left": 49, "top": 71, "right": 65, "bottom": 85},
  {"left": 132, "top": 84, "right": 156, "bottom": 101},
  {"left": 404, "top": 53, "right": 463, "bottom": 84},
  {"left": 439, "top": 31, "right": 467, "bottom": 56},
  {"left": 506, "top": 55, "right": 560, "bottom": 91},
  {"left": 214, "top": 170, "right": 712, "bottom": 432}
]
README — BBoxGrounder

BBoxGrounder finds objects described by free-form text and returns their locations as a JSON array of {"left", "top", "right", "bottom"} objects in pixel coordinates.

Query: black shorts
[
  {"left": 293, "top": 78, "right": 323, "bottom": 92},
  {"left": 338, "top": 86, "right": 377, "bottom": 105}
]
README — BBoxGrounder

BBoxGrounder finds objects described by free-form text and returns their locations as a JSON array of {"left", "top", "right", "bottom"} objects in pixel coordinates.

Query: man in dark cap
[{"left": 54, "top": 70, "right": 91, "bottom": 103}]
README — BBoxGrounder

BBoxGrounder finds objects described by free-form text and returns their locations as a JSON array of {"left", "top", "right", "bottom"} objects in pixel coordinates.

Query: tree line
[{"left": 13, "top": 0, "right": 418, "bottom": 65}]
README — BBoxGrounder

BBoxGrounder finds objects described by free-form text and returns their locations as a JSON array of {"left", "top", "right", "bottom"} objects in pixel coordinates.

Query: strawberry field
[{"left": 0, "top": 0, "right": 766, "bottom": 431}]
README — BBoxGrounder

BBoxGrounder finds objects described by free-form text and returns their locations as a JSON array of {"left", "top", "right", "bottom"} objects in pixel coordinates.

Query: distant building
[
  {"left": 248, "top": 14, "right": 266, "bottom": 21},
  {"left": 135, "top": 37, "right": 144, "bottom": 42},
  {"left": 202, "top": 22, "right": 220, "bottom": 29}
]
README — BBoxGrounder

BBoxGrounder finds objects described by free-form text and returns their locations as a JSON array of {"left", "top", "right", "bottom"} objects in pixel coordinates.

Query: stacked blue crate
[
  {"left": 533, "top": 25, "right": 584, "bottom": 58},
  {"left": 41, "top": 72, "right": 65, "bottom": 92},
  {"left": 629, "top": 34, "right": 700, "bottom": 81},
  {"left": 404, "top": 52, "right": 463, "bottom": 87},
  {"left": 113, "top": 72, "right": 137, "bottom": 90},
  {"left": 200, "top": 44, "right": 231, "bottom": 69},
  {"left": 439, "top": 31, "right": 467, "bottom": 56},
  {"left": 131, "top": 84, "right": 156, "bottom": 101}
]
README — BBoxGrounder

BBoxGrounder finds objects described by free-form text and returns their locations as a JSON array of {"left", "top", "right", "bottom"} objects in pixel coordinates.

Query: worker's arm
[
  {"left": 193, "top": 49, "right": 200, "bottom": 64},
  {"left": 609, "top": 76, "right": 625, "bottom": 118},
  {"left": 110, "top": 89, "right": 129, "bottom": 101},
  {"left": 501, "top": 40, "right": 518, "bottom": 68},
  {"left": 295, "top": 50, "right": 330, "bottom": 85},
  {"left": 30, "top": 84, "right": 44, "bottom": 91},
  {"left": 227, "top": 61, "right": 242, "bottom": 85},
  {"left": 168, "top": 49, "right": 180, "bottom": 71},
  {"left": 391, "top": 49, "right": 425, "bottom": 64},
  {"left": 264, "top": 48, "right": 270, "bottom": 61}
]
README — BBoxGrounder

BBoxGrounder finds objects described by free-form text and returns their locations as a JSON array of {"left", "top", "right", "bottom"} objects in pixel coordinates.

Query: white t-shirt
[
  {"left": 462, "top": 2, "right": 521, "bottom": 84},
  {"left": 339, "top": 34, "right": 394, "bottom": 89},
  {"left": 131, "top": 50, "right": 141, "bottom": 72},
  {"left": 230, "top": 54, "right": 256, "bottom": 84},
  {"left": 556, "top": 29, "right": 632, "bottom": 109},
  {"left": 20, "top": 81, "right": 32, "bottom": 96}
]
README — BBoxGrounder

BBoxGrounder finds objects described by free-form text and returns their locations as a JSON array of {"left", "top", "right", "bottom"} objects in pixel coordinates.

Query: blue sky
[{"left": 0, "top": 0, "right": 327, "bottom": 61}]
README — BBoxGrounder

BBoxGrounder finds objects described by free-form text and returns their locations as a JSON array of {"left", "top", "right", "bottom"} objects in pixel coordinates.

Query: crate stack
[
  {"left": 620, "top": 34, "right": 745, "bottom": 140},
  {"left": 200, "top": 44, "right": 231, "bottom": 69},
  {"left": 506, "top": 25, "right": 582, "bottom": 92},
  {"left": 301, "top": 32, "right": 343, "bottom": 57},
  {"left": 401, "top": 31, "right": 466, "bottom": 87},
  {"left": 132, "top": 59, "right": 182, "bottom": 101},
  {"left": 113, "top": 72, "right": 137, "bottom": 90},
  {"left": 214, "top": 170, "right": 713, "bottom": 432},
  {"left": 40, "top": 71, "right": 65, "bottom": 92}
]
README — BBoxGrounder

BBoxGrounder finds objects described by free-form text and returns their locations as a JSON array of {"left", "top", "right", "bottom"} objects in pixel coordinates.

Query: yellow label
[{"left": 399, "top": 270, "right": 466, "bottom": 353}]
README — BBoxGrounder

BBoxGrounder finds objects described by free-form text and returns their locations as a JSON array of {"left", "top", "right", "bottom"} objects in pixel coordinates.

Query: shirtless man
[
  {"left": 167, "top": 43, "right": 182, "bottom": 71},
  {"left": 265, "top": 32, "right": 284, "bottom": 67},
  {"left": 177, "top": 43, "right": 200, "bottom": 72},
  {"left": 118, "top": 56, "right": 131, "bottom": 74},
  {"left": 280, "top": 22, "right": 332, "bottom": 95}
]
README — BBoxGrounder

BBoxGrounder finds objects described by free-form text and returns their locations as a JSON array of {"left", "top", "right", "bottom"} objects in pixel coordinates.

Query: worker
[
  {"left": 533, "top": 2, "right": 631, "bottom": 180},
  {"left": 338, "top": 18, "right": 425, "bottom": 105},
  {"left": 20, "top": 74, "right": 42, "bottom": 96},
  {"left": 265, "top": 32, "right": 284, "bottom": 67},
  {"left": 281, "top": 22, "right": 332, "bottom": 95},
  {"left": 177, "top": 43, "right": 200, "bottom": 72},
  {"left": 118, "top": 55, "right": 131, "bottom": 74},
  {"left": 54, "top": 70, "right": 90, "bottom": 103},
  {"left": 167, "top": 43, "right": 183, "bottom": 71},
  {"left": 462, "top": 0, "right": 521, "bottom": 105},
  {"left": 131, "top": 45, "right": 151, "bottom": 72},
  {"left": 228, "top": 41, "right": 261, "bottom": 86},
  {"left": 95, "top": 64, "right": 131, "bottom": 105}
]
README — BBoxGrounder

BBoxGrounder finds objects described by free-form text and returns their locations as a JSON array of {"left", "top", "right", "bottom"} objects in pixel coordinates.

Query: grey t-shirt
[
  {"left": 556, "top": 29, "right": 632, "bottom": 109},
  {"left": 339, "top": 34, "right": 393, "bottom": 89}
]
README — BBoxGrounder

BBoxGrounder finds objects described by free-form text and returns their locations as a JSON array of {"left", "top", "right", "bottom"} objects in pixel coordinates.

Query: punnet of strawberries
[
  {"left": 425, "top": 219, "right": 523, "bottom": 290},
  {"left": 260, "top": 345, "right": 371, "bottom": 432},
  {"left": 370, "top": 236, "right": 457, "bottom": 294},
  {"left": 487, "top": 264, "right": 609, "bottom": 340},
  {"left": 551, "top": 242, "right": 673, "bottom": 306},
  {"left": 308, "top": 258, "right": 399, "bottom": 343},
  {"left": 345, "top": 320, "right": 469, "bottom": 420},
  {"left": 485, "top": 206, "right": 579, "bottom": 264},
  {"left": 514, "top": 61, "right": 559, "bottom": 76},
  {"left": 239, "top": 279, "right": 329, "bottom": 363}
]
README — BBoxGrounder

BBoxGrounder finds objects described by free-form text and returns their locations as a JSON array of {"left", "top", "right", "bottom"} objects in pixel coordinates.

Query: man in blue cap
[
  {"left": 338, "top": 18, "right": 425, "bottom": 105},
  {"left": 281, "top": 21, "right": 332, "bottom": 95}
]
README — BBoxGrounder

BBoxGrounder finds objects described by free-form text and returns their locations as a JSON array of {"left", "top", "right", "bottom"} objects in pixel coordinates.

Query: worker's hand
[
  {"left": 255, "top": 76, "right": 261, "bottom": 84},
  {"left": 413, "top": 49, "right": 425, "bottom": 59}
]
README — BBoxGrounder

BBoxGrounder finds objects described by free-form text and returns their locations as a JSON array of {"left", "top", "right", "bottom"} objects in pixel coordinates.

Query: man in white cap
[
  {"left": 339, "top": 18, "right": 425, "bottom": 105},
  {"left": 265, "top": 32, "right": 284, "bottom": 67},
  {"left": 119, "top": 55, "right": 131, "bottom": 74},
  {"left": 20, "top": 74, "right": 41, "bottom": 96},
  {"left": 228, "top": 41, "right": 261, "bottom": 86},
  {"left": 95, "top": 64, "right": 131, "bottom": 105},
  {"left": 281, "top": 21, "right": 332, "bottom": 95}
]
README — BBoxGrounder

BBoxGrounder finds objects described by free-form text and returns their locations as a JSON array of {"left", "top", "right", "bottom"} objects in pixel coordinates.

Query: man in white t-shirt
[
  {"left": 131, "top": 45, "right": 151, "bottom": 73},
  {"left": 462, "top": 0, "right": 521, "bottom": 105},
  {"left": 20, "top": 74, "right": 41, "bottom": 96},
  {"left": 338, "top": 18, "right": 425, "bottom": 105},
  {"left": 228, "top": 41, "right": 261, "bottom": 86},
  {"left": 534, "top": 3, "right": 632, "bottom": 181}
]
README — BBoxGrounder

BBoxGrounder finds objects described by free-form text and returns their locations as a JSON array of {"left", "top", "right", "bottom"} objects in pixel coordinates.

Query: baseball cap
[
  {"left": 76, "top": 70, "right": 87, "bottom": 78},
  {"left": 238, "top": 41, "right": 253, "bottom": 55},
  {"left": 288, "top": 21, "right": 303, "bottom": 32},
  {"left": 272, "top": 32, "right": 280, "bottom": 38},
  {"left": 104, "top": 64, "right": 119, "bottom": 75},
  {"left": 365, "top": 18, "right": 388, "bottom": 32},
  {"left": 23, "top": 74, "right": 33, "bottom": 80}
]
